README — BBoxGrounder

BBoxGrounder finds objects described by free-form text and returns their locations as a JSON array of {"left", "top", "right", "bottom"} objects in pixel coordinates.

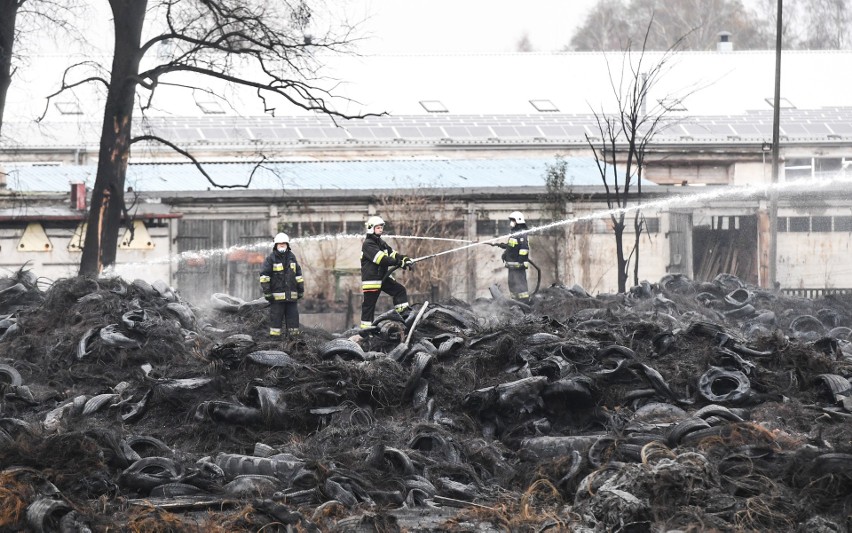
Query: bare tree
[
  {"left": 0, "top": 1, "right": 80, "bottom": 135},
  {"left": 539, "top": 156, "right": 575, "bottom": 284},
  {"left": 572, "top": 0, "right": 769, "bottom": 51},
  {"left": 585, "top": 27, "right": 686, "bottom": 293},
  {"left": 0, "top": 1, "right": 21, "bottom": 133},
  {"left": 569, "top": 0, "right": 632, "bottom": 52},
  {"left": 376, "top": 190, "right": 468, "bottom": 302},
  {"left": 39, "top": 0, "right": 374, "bottom": 276},
  {"left": 801, "top": 0, "right": 850, "bottom": 48}
]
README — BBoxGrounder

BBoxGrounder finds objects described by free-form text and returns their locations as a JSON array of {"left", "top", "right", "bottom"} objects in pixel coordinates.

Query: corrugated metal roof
[{"left": 3, "top": 157, "right": 650, "bottom": 193}]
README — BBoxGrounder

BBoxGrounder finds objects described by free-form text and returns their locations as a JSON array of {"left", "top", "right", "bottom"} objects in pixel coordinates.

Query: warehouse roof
[{"left": 2, "top": 157, "right": 650, "bottom": 193}]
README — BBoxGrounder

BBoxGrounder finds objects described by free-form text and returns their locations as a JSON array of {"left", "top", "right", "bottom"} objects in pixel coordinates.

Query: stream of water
[{"left": 108, "top": 172, "right": 852, "bottom": 275}]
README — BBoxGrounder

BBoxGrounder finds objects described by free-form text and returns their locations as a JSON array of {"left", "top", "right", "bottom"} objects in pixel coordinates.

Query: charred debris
[{"left": 1, "top": 269, "right": 851, "bottom": 532}]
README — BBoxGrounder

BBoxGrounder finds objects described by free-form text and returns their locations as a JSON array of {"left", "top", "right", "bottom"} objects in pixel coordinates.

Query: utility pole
[{"left": 769, "top": 0, "right": 782, "bottom": 289}]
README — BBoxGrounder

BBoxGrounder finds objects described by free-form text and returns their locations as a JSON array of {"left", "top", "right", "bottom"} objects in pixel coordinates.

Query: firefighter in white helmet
[
  {"left": 259, "top": 232, "right": 304, "bottom": 338},
  {"left": 360, "top": 215, "right": 413, "bottom": 328},
  {"left": 497, "top": 211, "right": 531, "bottom": 304}
]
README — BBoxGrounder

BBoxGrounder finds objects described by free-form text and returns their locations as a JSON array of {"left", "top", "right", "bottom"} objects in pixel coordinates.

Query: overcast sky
[{"left": 346, "top": 0, "right": 597, "bottom": 54}]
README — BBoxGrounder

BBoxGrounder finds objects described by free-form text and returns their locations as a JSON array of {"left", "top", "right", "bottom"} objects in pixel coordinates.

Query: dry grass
[{"left": 0, "top": 472, "right": 33, "bottom": 529}]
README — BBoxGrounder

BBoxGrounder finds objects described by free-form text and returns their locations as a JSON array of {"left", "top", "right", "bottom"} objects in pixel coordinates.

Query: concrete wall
[{"left": 0, "top": 224, "right": 172, "bottom": 284}]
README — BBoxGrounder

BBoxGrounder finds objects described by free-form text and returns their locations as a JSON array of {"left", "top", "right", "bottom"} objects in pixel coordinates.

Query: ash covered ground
[{"left": 1, "top": 269, "right": 851, "bottom": 532}]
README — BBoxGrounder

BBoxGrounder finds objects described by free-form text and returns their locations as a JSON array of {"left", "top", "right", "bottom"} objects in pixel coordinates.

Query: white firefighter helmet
[
  {"left": 273, "top": 232, "right": 290, "bottom": 244},
  {"left": 508, "top": 211, "right": 526, "bottom": 225},
  {"left": 365, "top": 215, "right": 385, "bottom": 233}
]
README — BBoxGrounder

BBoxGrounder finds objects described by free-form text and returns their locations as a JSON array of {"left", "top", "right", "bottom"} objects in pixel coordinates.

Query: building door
[
  {"left": 175, "top": 219, "right": 268, "bottom": 303},
  {"left": 692, "top": 215, "right": 759, "bottom": 284},
  {"left": 226, "top": 220, "right": 270, "bottom": 302},
  {"left": 175, "top": 219, "right": 226, "bottom": 304}
]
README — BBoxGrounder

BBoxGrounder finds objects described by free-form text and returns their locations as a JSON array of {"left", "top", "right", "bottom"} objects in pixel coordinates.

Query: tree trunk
[
  {"left": 614, "top": 217, "right": 627, "bottom": 293},
  {"left": 0, "top": 0, "right": 19, "bottom": 134},
  {"left": 80, "top": 0, "right": 147, "bottom": 276},
  {"left": 633, "top": 211, "right": 642, "bottom": 287}
]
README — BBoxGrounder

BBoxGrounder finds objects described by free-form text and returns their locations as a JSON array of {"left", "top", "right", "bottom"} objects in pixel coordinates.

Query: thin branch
[
  {"left": 36, "top": 62, "right": 108, "bottom": 122},
  {"left": 130, "top": 134, "right": 267, "bottom": 189}
]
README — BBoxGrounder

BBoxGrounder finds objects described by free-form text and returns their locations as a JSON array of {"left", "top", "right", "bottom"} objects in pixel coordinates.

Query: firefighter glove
[
  {"left": 264, "top": 294, "right": 274, "bottom": 302},
  {"left": 401, "top": 257, "right": 414, "bottom": 270}
]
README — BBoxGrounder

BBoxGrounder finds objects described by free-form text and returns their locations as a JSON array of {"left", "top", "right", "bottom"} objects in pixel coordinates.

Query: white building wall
[{"left": 777, "top": 232, "right": 852, "bottom": 290}]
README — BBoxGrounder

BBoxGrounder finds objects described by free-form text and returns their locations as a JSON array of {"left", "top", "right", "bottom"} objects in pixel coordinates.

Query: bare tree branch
[{"left": 130, "top": 134, "right": 267, "bottom": 189}]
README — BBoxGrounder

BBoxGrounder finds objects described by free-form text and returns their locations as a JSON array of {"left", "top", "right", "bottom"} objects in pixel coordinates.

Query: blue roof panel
[{"left": 4, "top": 157, "right": 650, "bottom": 193}]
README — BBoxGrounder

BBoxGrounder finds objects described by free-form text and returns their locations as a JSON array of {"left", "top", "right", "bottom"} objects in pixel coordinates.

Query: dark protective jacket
[
  {"left": 360, "top": 233, "right": 405, "bottom": 290},
  {"left": 259, "top": 246, "right": 304, "bottom": 301},
  {"left": 502, "top": 224, "right": 530, "bottom": 269}
]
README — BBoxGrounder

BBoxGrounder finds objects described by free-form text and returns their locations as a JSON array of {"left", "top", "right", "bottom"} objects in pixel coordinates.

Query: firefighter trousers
[
  {"left": 361, "top": 278, "right": 408, "bottom": 324},
  {"left": 507, "top": 268, "right": 530, "bottom": 303},
  {"left": 269, "top": 301, "right": 299, "bottom": 334}
]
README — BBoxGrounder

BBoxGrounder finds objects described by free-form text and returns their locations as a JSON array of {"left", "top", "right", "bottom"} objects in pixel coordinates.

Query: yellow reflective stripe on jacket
[
  {"left": 372, "top": 250, "right": 387, "bottom": 264},
  {"left": 295, "top": 276, "right": 304, "bottom": 283},
  {"left": 272, "top": 262, "right": 284, "bottom": 271},
  {"left": 519, "top": 249, "right": 529, "bottom": 256},
  {"left": 507, "top": 238, "right": 518, "bottom": 247},
  {"left": 259, "top": 275, "right": 271, "bottom": 283}
]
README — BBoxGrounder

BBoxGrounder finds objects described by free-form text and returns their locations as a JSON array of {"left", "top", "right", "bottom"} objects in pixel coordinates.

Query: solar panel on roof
[
  {"left": 467, "top": 126, "right": 492, "bottom": 137},
  {"left": 562, "top": 125, "right": 588, "bottom": 136},
  {"left": 539, "top": 125, "right": 566, "bottom": 137},
  {"left": 297, "top": 127, "right": 323, "bottom": 138},
  {"left": 492, "top": 126, "right": 520, "bottom": 137},
  {"left": 275, "top": 128, "right": 301, "bottom": 139},
  {"left": 323, "top": 128, "right": 349, "bottom": 139},
  {"left": 249, "top": 127, "right": 276, "bottom": 140},
  {"left": 515, "top": 126, "right": 542, "bottom": 137},
  {"left": 369, "top": 127, "right": 397, "bottom": 139},
  {"left": 828, "top": 123, "right": 852, "bottom": 133},
  {"left": 780, "top": 124, "right": 807, "bottom": 134},
  {"left": 803, "top": 124, "right": 831, "bottom": 135},
  {"left": 443, "top": 126, "right": 471, "bottom": 138},
  {"left": 346, "top": 127, "right": 374, "bottom": 138},
  {"left": 395, "top": 127, "right": 423, "bottom": 138},
  {"left": 419, "top": 127, "right": 444, "bottom": 138}
]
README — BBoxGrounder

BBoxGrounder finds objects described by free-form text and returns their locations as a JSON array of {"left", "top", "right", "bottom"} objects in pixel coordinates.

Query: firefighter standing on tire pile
[
  {"left": 259, "top": 232, "right": 304, "bottom": 338},
  {"left": 496, "top": 211, "right": 531, "bottom": 305},
  {"left": 360, "top": 216, "right": 414, "bottom": 329}
]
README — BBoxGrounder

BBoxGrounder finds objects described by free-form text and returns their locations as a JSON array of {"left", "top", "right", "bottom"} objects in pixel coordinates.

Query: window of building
[
  {"left": 834, "top": 216, "right": 852, "bottom": 231},
  {"left": 645, "top": 217, "right": 661, "bottom": 233},
  {"left": 276, "top": 222, "right": 296, "bottom": 236},
  {"left": 477, "top": 220, "right": 496, "bottom": 236},
  {"left": 349, "top": 220, "right": 369, "bottom": 234},
  {"left": 497, "top": 219, "right": 511, "bottom": 236},
  {"left": 764, "top": 97, "right": 796, "bottom": 109},
  {"left": 419, "top": 100, "right": 448, "bottom": 113},
  {"left": 784, "top": 158, "right": 813, "bottom": 180},
  {"left": 788, "top": 216, "right": 809, "bottom": 232},
  {"left": 811, "top": 216, "right": 832, "bottom": 232},
  {"left": 777, "top": 217, "right": 788, "bottom": 232},
  {"left": 300, "top": 221, "right": 322, "bottom": 236},
  {"left": 443, "top": 220, "right": 466, "bottom": 237},
  {"left": 55, "top": 102, "right": 83, "bottom": 115},
  {"left": 324, "top": 221, "right": 343, "bottom": 234},
  {"left": 529, "top": 99, "right": 559, "bottom": 112},
  {"left": 196, "top": 100, "right": 226, "bottom": 114},
  {"left": 815, "top": 158, "right": 842, "bottom": 175}
]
